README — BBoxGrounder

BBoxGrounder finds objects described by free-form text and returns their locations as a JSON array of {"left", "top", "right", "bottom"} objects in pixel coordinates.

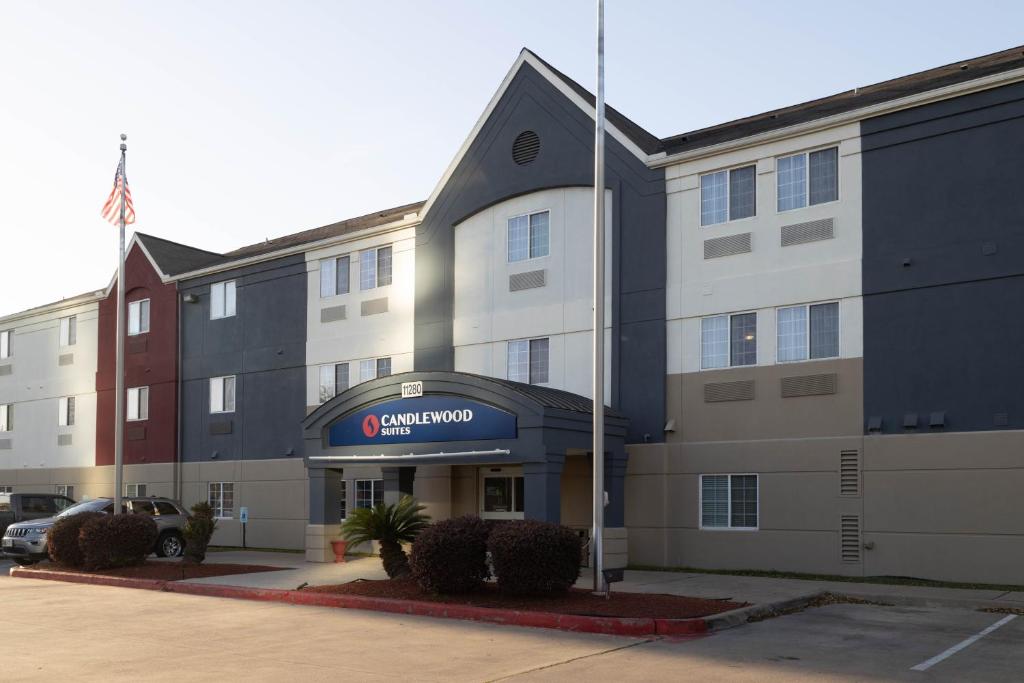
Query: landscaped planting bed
[
  {"left": 307, "top": 577, "right": 746, "bottom": 619},
  {"left": 18, "top": 561, "right": 286, "bottom": 582}
]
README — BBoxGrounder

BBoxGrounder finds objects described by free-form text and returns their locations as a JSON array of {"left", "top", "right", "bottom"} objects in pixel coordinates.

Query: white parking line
[{"left": 911, "top": 614, "right": 1018, "bottom": 672}]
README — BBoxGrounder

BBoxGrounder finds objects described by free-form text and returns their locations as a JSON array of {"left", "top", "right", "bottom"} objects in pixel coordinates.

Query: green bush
[
  {"left": 488, "top": 520, "right": 582, "bottom": 595},
  {"left": 47, "top": 512, "right": 105, "bottom": 568},
  {"left": 182, "top": 502, "right": 218, "bottom": 565},
  {"left": 79, "top": 514, "right": 158, "bottom": 571},
  {"left": 410, "top": 515, "right": 490, "bottom": 594},
  {"left": 342, "top": 496, "right": 430, "bottom": 578}
]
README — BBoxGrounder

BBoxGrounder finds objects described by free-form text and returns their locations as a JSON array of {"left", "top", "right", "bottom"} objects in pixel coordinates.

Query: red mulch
[
  {"left": 306, "top": 578, "right": 745, "bottom": 619},
  {"left": 22, "top": 561, "right": 287, "bottom": 582}
]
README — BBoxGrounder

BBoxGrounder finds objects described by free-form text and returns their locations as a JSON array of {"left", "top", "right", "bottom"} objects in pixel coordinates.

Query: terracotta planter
[{"left": 330, "top": 539, "right": 348, "bottom": 563}]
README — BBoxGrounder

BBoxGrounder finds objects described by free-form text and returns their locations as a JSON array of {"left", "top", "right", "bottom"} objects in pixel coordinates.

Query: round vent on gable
[{"left": 512, "top": 130, "right": 541, "bottom": 165}]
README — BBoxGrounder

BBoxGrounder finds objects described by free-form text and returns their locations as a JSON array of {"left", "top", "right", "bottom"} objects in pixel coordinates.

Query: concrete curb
[
  {"left": 9, "top": 567, "right": 715, "bottom": 637},
  {"left": 703, "top": 591, "right": 827, "bottom": 631}
]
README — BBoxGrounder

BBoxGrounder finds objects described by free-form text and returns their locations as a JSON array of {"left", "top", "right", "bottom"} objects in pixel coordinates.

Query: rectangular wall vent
[
  {"left": 781, "top": 373, "right": 838, "bottom": 398},
  {"left": 57, "top": 434, "right": 73, "bottom": 447},
  {"left": 126, "top": 425, "right": 146, "bottom": 441},
  {"left": 320, "top": 305, "right": 346, "bottom": 323},
  {"left": 58, "top": 353, "right": 74, "bottom": 366},
  {"left": 0, "top": 364, "right": 10, "bottom": 376},
  {"left": 209, "top": 421, "right": 233, "bottom": 435},
  {"left": 704, "top": 379, "right": 755, "bottom": 403},
  {"left": 781, "top": 217, "right": 835, "bottom": 246},
  {"left": 361, "top": 297, "right": 389, "bottom": 316},
  {"left": 704, "top": 233, "right": 752, "bottom": 259},
  {"left": 509, "top": 269, "right": 546, "bottom": 292},
  {"left": 840, "top": 450, "right": 860, "bottom": 497},
  {"left": 127, "top": 338, "right": 147, "bottom": 354},
  {"left": 841, "top": 515, "right": 862, "bottom": 563}
]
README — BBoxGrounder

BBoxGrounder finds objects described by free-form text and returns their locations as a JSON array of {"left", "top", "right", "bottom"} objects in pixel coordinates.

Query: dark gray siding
[
  {"left": 862, "top": 80, "right": 1024, "bottom": 433},
  {"left": 415, "top": 63, "right": 666, "bottom": 443},
  {"left": 180, "top": 255, "right": 307, "bottom": 461}
]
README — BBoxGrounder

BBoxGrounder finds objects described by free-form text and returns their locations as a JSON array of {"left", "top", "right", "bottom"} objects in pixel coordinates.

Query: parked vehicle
[
  {"left": 2, "top": 496, "right": 189, "bottom": 565},
  {"left": 0, "top": 493, "right": 76, "bottom": 539}
]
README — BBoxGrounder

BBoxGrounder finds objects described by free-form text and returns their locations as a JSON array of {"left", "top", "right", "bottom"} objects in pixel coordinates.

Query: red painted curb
[{"left": 10, "top": 567, "right": 714, "bottom": 637}]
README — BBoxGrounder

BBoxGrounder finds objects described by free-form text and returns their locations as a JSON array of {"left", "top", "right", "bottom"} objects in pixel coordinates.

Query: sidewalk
[{"left": 189, "top": 551, "right": 1024, "bottom": 613}]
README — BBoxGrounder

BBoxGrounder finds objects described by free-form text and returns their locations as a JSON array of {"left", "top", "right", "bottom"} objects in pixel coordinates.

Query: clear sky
[{"left": 2, "top": 0, "right": 1022, "bottom": 316}]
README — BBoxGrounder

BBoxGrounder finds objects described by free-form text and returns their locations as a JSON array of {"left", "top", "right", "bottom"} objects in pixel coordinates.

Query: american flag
[{"left": 101, "top": 159, "right": 135, "bottom": 225}]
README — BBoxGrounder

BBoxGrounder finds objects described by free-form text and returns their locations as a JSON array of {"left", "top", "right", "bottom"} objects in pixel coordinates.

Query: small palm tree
[{"left": 341, "top": 495, "right": 430, "bottom": 578}]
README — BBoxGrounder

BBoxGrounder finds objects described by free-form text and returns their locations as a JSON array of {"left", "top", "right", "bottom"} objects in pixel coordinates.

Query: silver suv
[{"left": 2, "top": 497, "right": 189, "bottom": 565}]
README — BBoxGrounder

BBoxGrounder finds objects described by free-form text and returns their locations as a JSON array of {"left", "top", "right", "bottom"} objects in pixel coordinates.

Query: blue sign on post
[{"left": 328, "top": 396, "right": 517, "bottom": 447}]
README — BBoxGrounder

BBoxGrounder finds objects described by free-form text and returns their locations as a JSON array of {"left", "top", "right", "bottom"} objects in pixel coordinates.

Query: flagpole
[
  {"left": 113, "top": 134, "right": 127, "bottom": 515},
  {"left": 591, "top": 0, "right": 607, "bottom": 594}
]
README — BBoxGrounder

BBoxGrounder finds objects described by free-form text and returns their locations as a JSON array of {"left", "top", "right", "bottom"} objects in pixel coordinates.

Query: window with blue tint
[
  {"left": 700, "top": 171, "right": 728, "bottom": 226},
  {"left": 777, "top": 154, "right": 807, "bottom": 211},
  {"left": 507, "top": 338, "right": 548, "bottom": 384},
  {"left": 320, "top": 258, "right": 336, "bottom": 298},
  {"left": 507, "top": 211, "right": 549, "bottom": 261},
  {"left": 529, "top": 211, "right": 549, "bottom": 258},
  {"left": 355, "top": 479, "right": 381, "bottom": 509},
  {"left": 701, "top": 474, "right": 758, "bottom": 529},
  {"left": 700, "top": 316, "right": 729, "bottom": 369},
  {"left": 778, "top": 147, "right": 838, "bottom": 211},
  {"left": 777, "top": 306, "right": 808, "bottom": 362},
  {"left": 376, "top": 247, "right": 392, "bottom": 287},
  {"left": 809, "top": 147, "right": 839, "bottom": 205},
  {"left": 359, "top": 249, "right": 376, "bottom": 290},
  {"left": 777, "top": 302, "right": 839, "bottom": 362}
]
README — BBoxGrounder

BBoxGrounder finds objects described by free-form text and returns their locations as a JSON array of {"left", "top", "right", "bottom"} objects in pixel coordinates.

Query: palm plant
[{"left": 341, "top": 495, "right": 430, "bottom": 578}]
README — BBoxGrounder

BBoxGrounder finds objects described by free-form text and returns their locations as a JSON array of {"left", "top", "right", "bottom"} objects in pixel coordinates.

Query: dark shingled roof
[
  {"left": 135, "top": 233, "right": 225, "bottom": 277},
  {"left": 660, "top": 44, "right": 1024, "bottom": 156}
]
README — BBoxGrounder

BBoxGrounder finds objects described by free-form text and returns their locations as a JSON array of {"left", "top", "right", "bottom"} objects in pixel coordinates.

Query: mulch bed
[
  {"left": 306, "top": 578, "right": 746, "bottom": 619},
  {"left": 20, "top": 561, "right": 286, "bottom": 582}
]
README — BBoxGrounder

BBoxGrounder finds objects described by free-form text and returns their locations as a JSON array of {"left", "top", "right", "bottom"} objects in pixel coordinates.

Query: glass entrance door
[{"left": 479, "top": 466, "right": 524, "bottom": 520}]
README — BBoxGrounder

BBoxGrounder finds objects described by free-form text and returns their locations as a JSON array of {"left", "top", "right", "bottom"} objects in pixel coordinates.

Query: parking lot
[{"left": 1, "top": 559, "right": 1021, "bottom": 682}]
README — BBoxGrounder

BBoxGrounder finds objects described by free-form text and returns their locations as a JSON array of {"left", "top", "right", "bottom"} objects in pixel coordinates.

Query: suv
[
  {"left": 0, "top": 493, "right": 77, "bottom": 538},
  {"left": 2, "top": 497, "right": 189, "bottom": 565}
]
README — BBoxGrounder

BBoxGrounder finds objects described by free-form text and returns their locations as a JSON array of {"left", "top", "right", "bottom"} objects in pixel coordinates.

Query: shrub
[
  {"left": 79, "top": 514, "right": 158, "bottom": 571},
  {"left": 410, "top": 515, "right": 490, "bottom": 594},
  {"left": 488, "top": 520, "right": 582, "bottom": 595},
  {"left": 182, "top": 502, "right": 218, "bottom": 565},
  {"left": 342, "top": 496, "right": 430, "bottom": 579},
  {"left": 47, "top": 511, "right": 106, "bottom": 568}
]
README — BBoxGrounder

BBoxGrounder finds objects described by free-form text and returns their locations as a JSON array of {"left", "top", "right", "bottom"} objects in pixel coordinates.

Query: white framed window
[
  {"left": 125, "top": 483, "right": 147, "bottom": 497},
  {"left": 507, "top": 211, "right": 550, "bottom": 262},
  {"left": 359, "top": 246, "right": 393, "bottom": 291},
  {"left": 126, "top": 387, "right": 149, "bottom": 422},
  {"left": 700, "top": 165, "right": 756, "bottom": 226},
  {"left": 0, "top": 485, "right": 12, "bottom": 494},
  {"left": 0, "top": 404, "right": 11, "bottom": 432},
  {"left": 320, "top": 255, "right": 351, "bottom": 298},
  {"left": 0, "top": 330, "right": 9, "bottom": 359},
  {"left": 318, "top": 362, "right": 350, "bottom": 403},
  {"left": 208, "top": 482, "right": 234, "bottom": 518},
  {"left": 59, "top": 316, "right": 77, "bottom": 347},
  {"left": 340, "top": 480, "right": 347, "bottom": 520},
  {"left": 355, "top": 479, "right": 382, "bottom": 510},
  {"left": 210, "top": 375, "right": 236, "bottom": 413},
  {"left": 358, "top": 357, "right": 391, "bottom": 383},
  {"left": 701, "top": 313, "right": 757, "bottom": 369},
  {"left": 507, "top": 337, "right": 549, "bottom": 384},
  {"left": 777, "top": 147, "right": 838, "bottom": 212},
  {"left": 128, "top": 299, "right": 150, "bottom": 336},
  {"left": 55, "top": 484, "right": 75, "bottom": 499},
  {"left": 700, "top": 474, "right": 758, "bottom": 530},
  {"left": 777, "top": 302, "right": 840, "bottom": 363},
  {"left": 58, "top": 396, "right": 75, "bottom": 427},
  {"left": 210, "top": 281, "right": 237, "bottom": 319}
]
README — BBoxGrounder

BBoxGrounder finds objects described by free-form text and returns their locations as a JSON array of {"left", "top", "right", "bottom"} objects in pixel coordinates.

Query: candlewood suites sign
[{"left": 328, "top": 395, "right": 517, "bottom": 446}]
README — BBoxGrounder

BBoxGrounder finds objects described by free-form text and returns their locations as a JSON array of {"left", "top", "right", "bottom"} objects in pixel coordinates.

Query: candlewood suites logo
[{"left": 361, "top": 408, "right": 475, "bottom": 438}]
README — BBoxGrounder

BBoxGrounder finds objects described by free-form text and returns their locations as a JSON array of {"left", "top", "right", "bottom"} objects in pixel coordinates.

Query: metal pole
[
  {"left": 113, "top": 134, "right": 127, "bottom": 515},
  {"left": 591, "top": 0, "right": 607, "bottom": 594}
]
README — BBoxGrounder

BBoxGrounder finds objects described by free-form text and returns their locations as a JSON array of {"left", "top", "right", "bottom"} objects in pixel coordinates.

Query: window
[
  {"left": 481, "top": 472, "right": 525, "bottom": 518},
  {"left": 0, "top": 330, "right": 9, "bottom": 359},
  {"left": 55, "top": 484, "right": 75, "bottom": 500},
  {"left": 507, "top": 211, "right": 550, "bottom": 262},
  {"left": 507, "top": 338, "right": 549, "bottom": 384},
  {"left": 355, "top": 479, "right": 382, "bottom": 510},
  {"left": 777, "top": 302, "right": 839, "bottom": 362},
  {"left": 0, "top": 404, "right": 11, "bottom": 432},
  {"left": 208, "top": 482, "right": 234, "bottom": 518},
  {"left": 58, "top": 396, "right": 75, "bottom": 427},
  {"left": 700, "top": 165, "right": 756, "bottom": 226},
  {"left": 777, "top": 147, "right": 838, "bottom": 211},
  {"left": 320, "top": 255, "right": 351, "bottom": 298},
  {"left": 210, "top": 376, "right": 236, "bottom": 413},
  {"left": 210, "top": 281, "right": 237, "bottom": 319},
  {"left": 359, "top": 358, "right": 391, "bottom": 383},
  {"left": 59, "top": 316, "right": 77, "bottom": 347},
  {"left": 701, "top": 313, "right": 756, "bottom": 369},
  {"left": 154, "top": 501, "right": 179, "bottom": 515},
  {"left": 125, "top": 483, "right": 147, "bottom": 497},
  {"left": 318, "top": 363, "right": 350, "bottom": 403},
  {"left": 128, "top": 299, "right": 150, "bottom": 335},
  {"left": 340, "top": 480, "right": 347, "bottom": 520},
  {"left": 132, "top": 500, "right": 156, "bottom": 515},
  {"left": 360, "top": 246, "right": 393, "bottom": 290},
  {"left": 0, "top": 485, "right": 12, "bottom": 495},
  {"left": 127, "top": 387, "right": 149, "bottom": 421},
  {"left": 700, "top": 474, "right": 758, "bottom": 529}
]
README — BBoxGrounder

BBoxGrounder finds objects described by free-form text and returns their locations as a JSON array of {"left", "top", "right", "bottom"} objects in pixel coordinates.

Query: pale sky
[{"left": 2, "top": 0, "right": 1022, "bottom": 316}]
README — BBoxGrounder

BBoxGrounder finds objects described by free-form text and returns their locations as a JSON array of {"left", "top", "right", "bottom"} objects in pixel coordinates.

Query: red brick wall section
[{"left": 96, "top": 243, "right": 178, "bottom": 466}]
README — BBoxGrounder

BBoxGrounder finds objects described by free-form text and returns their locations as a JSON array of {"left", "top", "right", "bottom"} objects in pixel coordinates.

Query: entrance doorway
[{"left": 479, "top": 466, "right": 524, "bottom": 520}]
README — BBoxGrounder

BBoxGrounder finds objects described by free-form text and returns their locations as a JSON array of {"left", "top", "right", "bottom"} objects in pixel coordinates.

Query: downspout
[{"left": 175, "top": 285, "right": 183, "bottom": 502}]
